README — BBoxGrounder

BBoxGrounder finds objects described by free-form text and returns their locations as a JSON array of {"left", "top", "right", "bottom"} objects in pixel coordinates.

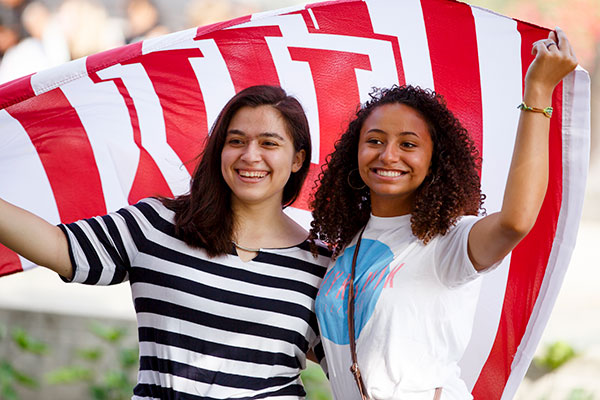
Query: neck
[
  {"left": 232, "top": 196, "right": 283, "bottom": 230},
  {"left": 231, "top": 197, "right": 307, "bottom": 249},
  {"left": 370, "top": 193, "right": 414, "bottom": 217}
]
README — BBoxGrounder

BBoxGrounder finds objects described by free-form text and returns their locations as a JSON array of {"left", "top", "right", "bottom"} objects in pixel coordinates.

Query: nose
[
  {"left": 379, "top": 142, "right": 400, "bottom": 164},
  {"left": 240, "top": 141, "right": 262, "bottom": 163}
]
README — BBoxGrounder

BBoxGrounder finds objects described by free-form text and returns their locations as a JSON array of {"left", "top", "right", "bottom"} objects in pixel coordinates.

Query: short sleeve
[
  {"left": 434, "top": 215, "right": 500, "bottom": 287},
  {"left": 58, "top": 205, "right": 140, "bottom": 285}
]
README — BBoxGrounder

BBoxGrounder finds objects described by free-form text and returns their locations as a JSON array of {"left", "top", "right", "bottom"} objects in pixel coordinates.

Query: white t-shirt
[{"left": 315, "top": 213, "right": 497, "bottom": 400}]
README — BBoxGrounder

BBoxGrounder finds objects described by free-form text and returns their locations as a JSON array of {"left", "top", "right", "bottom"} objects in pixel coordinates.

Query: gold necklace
[{"left": 232, "top": 241, "right": 261, "bottom": 252}]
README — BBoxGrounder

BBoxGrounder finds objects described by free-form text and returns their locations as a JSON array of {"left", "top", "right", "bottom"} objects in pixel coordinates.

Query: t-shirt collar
[{"left": 366, "top": 213, "right": 412, "bottom": 230}]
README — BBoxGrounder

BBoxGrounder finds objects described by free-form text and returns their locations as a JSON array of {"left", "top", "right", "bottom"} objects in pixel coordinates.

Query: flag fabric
[{"left": 0, "top": 0, "right": 590, "bottom": 398}]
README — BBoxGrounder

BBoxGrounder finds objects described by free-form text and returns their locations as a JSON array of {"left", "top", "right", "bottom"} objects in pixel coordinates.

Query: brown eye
[{"left": 367, "top": 138, "right": 383, "bottom": 145}]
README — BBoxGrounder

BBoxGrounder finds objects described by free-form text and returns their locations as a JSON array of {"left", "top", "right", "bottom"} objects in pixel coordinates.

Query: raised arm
[
  {"left": 468, "top": 27, "right": 578, "bottom": 271},
  {"left": 0, "top": 198, "right": 72, "bottom": 279}
]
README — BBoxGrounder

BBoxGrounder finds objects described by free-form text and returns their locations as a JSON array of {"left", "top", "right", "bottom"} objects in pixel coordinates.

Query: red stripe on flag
[
  {"left": 86, "top": 42, "right": 143, "bottom": 76},
  {"left": 125, "top": 49, "right": 208, "bottom": 175},
  {"left": 201, "top": 26, "right": 283, "bottom": 92},
  {"left": 195, "top": 15, "right": 252, "bottom": 38},
  {"left": 420, "top": 0, "right": 483, "bottom": 154},
  {"left": 472, "top": 23, "right": 563, "bottom": 399},
  {"left": 290, "top": 2, "right": 406, "bottom": 85},
  {"left": 6, "top": 90, "right": 106, "bottom": 223},
  {"left": 0, "top": 74, "right": 34, "bottom": 110},
  {"left": 89, "top": 72, "right": 173, "bottom": 204},
  {"left": 288, "top": 47, "right": 371, "bottom": 210},
  {"left": 0, "top": 245, "right": 22, "bottom": 276}
]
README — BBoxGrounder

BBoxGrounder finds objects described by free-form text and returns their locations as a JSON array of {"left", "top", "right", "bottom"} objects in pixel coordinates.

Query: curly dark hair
[{"left": 310, "top": 85, "right": 485, "bottom": 258}]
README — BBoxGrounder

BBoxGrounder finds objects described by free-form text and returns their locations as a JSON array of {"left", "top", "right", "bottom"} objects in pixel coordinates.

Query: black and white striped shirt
[{"left": 59, "top": 198, "right": 330, "bottom": 399}]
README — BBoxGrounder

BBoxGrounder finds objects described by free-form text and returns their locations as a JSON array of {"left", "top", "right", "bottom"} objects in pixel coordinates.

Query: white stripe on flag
[
  {"left": 366, "top": 0, "right": 434, "bottom": 89},
  {"left": 189, "top": 39, "right": 236, "bottom": 130},
  {"left": 142, "top": 27, "right": 199, "bottom": 55},
  {"left": 61, "top": 77, "right": 137, "bottom": 212},
  {"left": 31, "top": 56, "right": 88, "bottom": 96},
  {"left": 458, "top": 6, "right": 523, "bottom": 389},
  {"left": 96, "top": 62, "right": 192, "bottom": 196},
  {"left": 264, "top": 14, "right": 321, "bottom": 164},
  {"left": 501, "top": 67, "right": 591, "bottom": 400}
]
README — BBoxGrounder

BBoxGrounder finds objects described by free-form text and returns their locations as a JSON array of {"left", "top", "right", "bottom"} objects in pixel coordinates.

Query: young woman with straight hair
[{"left": 0, "top": 85, "right": 330, "bottom": 399}]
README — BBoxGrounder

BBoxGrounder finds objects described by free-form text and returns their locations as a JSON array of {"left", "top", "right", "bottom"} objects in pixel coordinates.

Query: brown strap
[
  {"left": 348, "top": 227, "right": 368, "bottom": 399},
  {"left": 347, "top": 227, "right": 443, "bottom": 400}
]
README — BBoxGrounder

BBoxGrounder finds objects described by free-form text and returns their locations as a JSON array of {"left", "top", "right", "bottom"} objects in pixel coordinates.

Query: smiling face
[
  {"left": 221, "top": 105, "right": 305, "bottom": 209},
  {"left": 358, "top": 102, "right": 434, "bottom": 217}
]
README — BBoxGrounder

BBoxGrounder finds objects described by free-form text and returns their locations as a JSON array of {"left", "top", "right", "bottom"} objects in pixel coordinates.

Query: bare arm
[
  {"left": 468, "top": 28, "right": 578, "bottom": 271},
  {"left": 0, "top": 198, "right": 72, "bottom": 279}
]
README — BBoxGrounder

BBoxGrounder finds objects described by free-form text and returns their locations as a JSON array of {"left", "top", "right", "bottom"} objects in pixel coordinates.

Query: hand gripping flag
[{"left": 0, "top": 0, "right": 590, "bottom": 398}]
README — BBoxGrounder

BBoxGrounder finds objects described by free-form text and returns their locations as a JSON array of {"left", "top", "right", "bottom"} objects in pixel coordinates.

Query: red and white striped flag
[{"left": 0, "top": 0, "right": 590, "bottom": 398}]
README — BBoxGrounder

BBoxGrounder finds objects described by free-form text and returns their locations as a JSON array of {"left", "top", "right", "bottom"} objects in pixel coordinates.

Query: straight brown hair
[{"left": 162, "top": 85, "right": 311, "bottom": 256}]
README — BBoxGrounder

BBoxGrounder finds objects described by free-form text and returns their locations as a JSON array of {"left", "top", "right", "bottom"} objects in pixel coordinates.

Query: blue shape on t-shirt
[{"left": 316, "top": 239, "right": 394, "bottom": 345}]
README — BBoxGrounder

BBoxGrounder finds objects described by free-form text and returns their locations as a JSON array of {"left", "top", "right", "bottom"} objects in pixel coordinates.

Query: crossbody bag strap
[
  {"left": 348, "top": 227, "right": 369, "bottom": 400},
  {"left": 347, "top": 227, "right": 442, "bottom": 400}
]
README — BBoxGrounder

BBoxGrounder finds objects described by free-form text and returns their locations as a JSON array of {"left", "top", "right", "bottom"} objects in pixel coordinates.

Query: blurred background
[{"left": 0, "top": 0, "right": 598, "bottom": 399}]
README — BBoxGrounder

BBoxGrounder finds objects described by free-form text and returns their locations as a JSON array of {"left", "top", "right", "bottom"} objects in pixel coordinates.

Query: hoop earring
[
  {"left": 347, "top": 168, "right": 366, "bottom": 190},
  {"left": 429, "top": 173, "right": 438, "bottom": 185}
]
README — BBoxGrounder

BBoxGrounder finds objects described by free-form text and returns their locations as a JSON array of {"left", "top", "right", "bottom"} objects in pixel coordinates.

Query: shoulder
[
  {"left": 261, "top": 240, "right": 331, "bottom": 276},
  {"left": 432, "top": 214, "right": 483, "bottom": 287},
  {"left": 126, "top": 197, "right": 175, "bottom": 221},
  {"left": 441, "top": 215, "right": 480, "bottom": 240},
  {"left": 107, "top": 197, "right": 176, "bottom": 237}
]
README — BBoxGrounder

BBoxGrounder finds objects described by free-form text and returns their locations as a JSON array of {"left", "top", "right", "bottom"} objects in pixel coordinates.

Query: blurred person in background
[
  {"left": 185, "top": 0, "right": 256, "bottom": 29},
  {"left": 0, "top": 16, "right": 18, "bottom": 61},
  {"left": 57, "top": 0, "right": 124, "bottom": 60},
  {"left": 0, "top": 1, "right": 69, "bottom": 84},
  {"left": 0, "top": 0, "right": 27, "bottom": 39},
  {"left": 125, "top": 0, "right": 168, "bottom": 44}
]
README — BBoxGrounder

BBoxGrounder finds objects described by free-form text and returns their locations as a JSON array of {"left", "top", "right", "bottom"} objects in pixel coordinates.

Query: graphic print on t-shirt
[{"left": 316, "top": 239, "right": 404, "bottom": 345}]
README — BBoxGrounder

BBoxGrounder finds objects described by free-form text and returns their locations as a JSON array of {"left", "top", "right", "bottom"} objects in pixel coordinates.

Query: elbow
[{"left": 498, "top": 216, "right": 536, "bottom": 241}]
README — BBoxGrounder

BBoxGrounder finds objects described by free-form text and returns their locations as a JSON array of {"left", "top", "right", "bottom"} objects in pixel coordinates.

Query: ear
[{"left": 291, "top": 149, "right": 306, "bottom": 173}]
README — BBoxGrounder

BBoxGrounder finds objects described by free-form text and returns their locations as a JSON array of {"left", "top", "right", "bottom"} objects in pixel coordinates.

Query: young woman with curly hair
[
  {"left": 311, "top": 29, "right": 577, "bottom": 400},
  {"left": 0, "top": 85, "right": 330, "bottom": 399}
]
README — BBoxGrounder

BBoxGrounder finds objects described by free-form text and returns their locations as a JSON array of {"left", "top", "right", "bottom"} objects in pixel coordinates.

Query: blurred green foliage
[
  {"left": 302, "top": 361, "right": 332, "bottom": 400},
  {"left": 88, "top": 322, "right": 127, "bottom": 343},
  {"left": 45, "top": 366, "right": 94, "bottom": 384},
  {"left": 534, "top": 341, "right": 577, "bottom": 371},
  {"left": 11, "top": 328, "right": 48, "bottom": 355},
  {"left": 566, "top": 388, "right": 595, "bottom": 400},
  {"left": 0, "top": 321, "right": 137, "bottom": 400},
  {"left": 0, "top": 322, "right": 42, "bottom": 400},
  {"left": 49, "top": 323, "right": 138, "bottom": 400}
]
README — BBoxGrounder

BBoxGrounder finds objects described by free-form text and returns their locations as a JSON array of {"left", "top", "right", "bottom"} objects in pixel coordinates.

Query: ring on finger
[{"left": 546, "top": 42, "right": 557, "bottom": 49}]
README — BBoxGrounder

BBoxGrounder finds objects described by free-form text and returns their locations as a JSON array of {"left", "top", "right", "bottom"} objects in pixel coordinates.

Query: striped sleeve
[{"left": 58, "top": 203, "right": 143, "bottom": 285}]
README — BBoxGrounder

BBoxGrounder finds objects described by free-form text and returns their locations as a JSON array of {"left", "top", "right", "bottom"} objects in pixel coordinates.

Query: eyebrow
[
  {"left": 226, "top": 130, "right": 287, "bottom": 141},
  {"left": 365, "top": 128, "right": 419, "bottom": 137}
]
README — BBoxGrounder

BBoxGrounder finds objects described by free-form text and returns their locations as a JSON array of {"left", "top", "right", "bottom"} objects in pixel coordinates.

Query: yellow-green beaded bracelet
[{"left": 518, "top": 102, "right": 553, "bottom": 118}]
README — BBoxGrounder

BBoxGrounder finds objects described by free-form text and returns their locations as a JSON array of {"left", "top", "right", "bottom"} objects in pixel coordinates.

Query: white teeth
[
  {"left": 239, "top": 170, "right": 267, "bottom": 178},
  {"left": 376, "top": 169, "right": 403, "bottom": 177}
]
